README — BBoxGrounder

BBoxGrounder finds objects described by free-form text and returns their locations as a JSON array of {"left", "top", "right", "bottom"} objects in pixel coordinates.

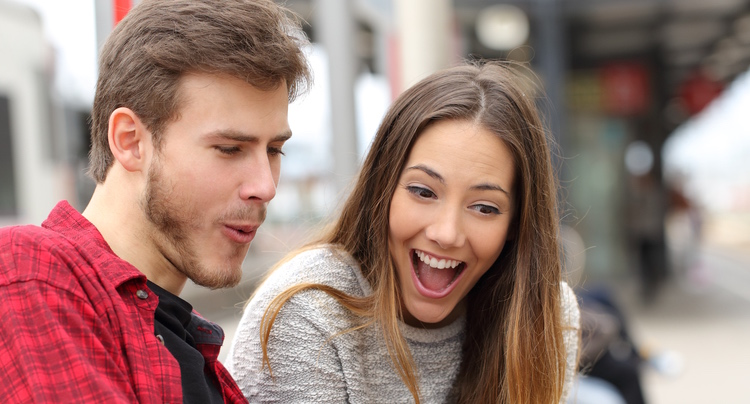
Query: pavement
[
  {"left": 621, "top": 244, "right": 750, "bottom": 404},
  {"left": 185, "top": 238, "right": 750, "bottom": 404}
]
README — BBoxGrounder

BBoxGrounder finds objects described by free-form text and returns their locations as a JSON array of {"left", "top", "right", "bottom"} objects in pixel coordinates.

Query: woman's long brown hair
[{"left": 258, "top": 61, "right": 568, "bottom": 403}]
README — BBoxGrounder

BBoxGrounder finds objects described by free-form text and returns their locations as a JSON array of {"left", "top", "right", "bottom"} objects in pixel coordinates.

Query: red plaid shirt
[{"left": 0, "top": 201, "right": 248, "bottom": 404}]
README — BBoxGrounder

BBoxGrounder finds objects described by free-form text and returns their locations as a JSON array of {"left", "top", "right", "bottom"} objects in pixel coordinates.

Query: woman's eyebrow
[
  {"left": 406, "top": 164, "right": 443, "bottom": 183},
  {"left": 406, "top": 164, "right": 511, "bottom": 197},
  {"left": 472, "top": 183, "right": 511, "bottom": 197}
]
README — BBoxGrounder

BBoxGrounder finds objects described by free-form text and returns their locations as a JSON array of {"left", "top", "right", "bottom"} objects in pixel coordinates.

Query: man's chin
[
  {"left": 192, "top": 277, "right": 241, "bottom": 290},
  {"left": 187, "top": 267, "right": 242, "bottom": 290}
]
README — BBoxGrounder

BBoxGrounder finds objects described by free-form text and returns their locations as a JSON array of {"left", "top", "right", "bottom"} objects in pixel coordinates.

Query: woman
[{"left": 227, "top": 62, "right": 580, "bottom": 403}]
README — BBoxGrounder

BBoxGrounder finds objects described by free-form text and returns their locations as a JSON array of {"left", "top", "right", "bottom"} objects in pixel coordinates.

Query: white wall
[{"left": 0, "top": 1, "right": 73, "bottom": 225}]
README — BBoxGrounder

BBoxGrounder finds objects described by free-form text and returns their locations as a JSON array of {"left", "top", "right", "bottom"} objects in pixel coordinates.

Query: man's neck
[{"left": 82, "top": 179, "right": 188, "bottom": 295}]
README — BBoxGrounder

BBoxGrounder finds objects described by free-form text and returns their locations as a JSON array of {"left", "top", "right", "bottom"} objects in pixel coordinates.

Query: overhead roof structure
[
  {"left": 287, "top": 0, "right": 750, "bottom": 128},
  {"left": 473, "top": 0, "right": 750, "bottom": 124}
]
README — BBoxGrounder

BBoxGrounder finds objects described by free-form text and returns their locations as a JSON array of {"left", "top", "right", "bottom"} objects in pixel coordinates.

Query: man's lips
[{"left": 222, "top": 223, "right": 259, "bottom": 244}]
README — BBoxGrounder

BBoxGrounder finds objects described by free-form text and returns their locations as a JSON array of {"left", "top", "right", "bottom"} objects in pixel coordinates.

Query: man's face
[{"left": 142, "top": 73, "right": 290, "bottom": 289}]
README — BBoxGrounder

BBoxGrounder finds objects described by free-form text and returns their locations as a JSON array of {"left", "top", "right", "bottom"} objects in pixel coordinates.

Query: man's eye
[
  {"left": 215, "top": 146, "right": 240, "bottom": 155},
  {"left": 268, "top": 147, "right": 286, "bottom": 156}
]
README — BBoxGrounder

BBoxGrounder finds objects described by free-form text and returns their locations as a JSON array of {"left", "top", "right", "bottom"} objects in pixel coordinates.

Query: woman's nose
[{"left": 425, "top": 206, "right": 466, "bottom": 249}]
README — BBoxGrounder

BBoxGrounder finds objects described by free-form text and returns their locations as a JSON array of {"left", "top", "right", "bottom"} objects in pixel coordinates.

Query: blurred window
[{"left": 0, "top": 94, "right": 17, "bottom": 216}]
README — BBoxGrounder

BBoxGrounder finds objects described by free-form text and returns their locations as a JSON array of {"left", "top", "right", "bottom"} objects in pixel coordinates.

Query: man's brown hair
[{"left": 89, "top": 0, "right": 312, "bottom": 183}]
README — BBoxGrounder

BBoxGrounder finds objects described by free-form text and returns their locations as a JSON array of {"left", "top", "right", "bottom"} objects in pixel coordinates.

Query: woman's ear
[{"left": 108, "top": 107, "right": 149, "bottom": 172}]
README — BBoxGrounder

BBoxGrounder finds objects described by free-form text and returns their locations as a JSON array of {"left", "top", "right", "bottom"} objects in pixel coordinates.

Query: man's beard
[{"left": 142, "top": 161, "right": 253, "bottom": 290}]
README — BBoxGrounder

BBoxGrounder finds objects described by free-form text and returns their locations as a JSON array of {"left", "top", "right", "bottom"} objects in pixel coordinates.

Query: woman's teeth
[{"left": 416, "top": 250, "right": 460, "bottom": 269}]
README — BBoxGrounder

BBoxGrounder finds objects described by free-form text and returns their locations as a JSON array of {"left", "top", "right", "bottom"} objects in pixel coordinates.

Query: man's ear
[{"left": 108, "top": 107, "right": 150, "bottom": 172}]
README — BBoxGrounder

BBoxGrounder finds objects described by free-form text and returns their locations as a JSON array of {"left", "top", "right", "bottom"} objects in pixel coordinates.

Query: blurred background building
[{"left": 2, "top": 0, "right": 750, "bottom": 402}]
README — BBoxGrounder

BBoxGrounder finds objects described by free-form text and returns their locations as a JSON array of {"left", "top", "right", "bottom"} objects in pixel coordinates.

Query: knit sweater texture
[{"left": 227, "top": 247, "right": 580, "bottom": 403}]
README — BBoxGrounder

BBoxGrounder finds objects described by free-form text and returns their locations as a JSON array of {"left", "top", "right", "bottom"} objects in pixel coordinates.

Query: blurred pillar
[
  {"left": 94, "top": 0, "right": 139, "bottom": 55},
  {"left": 393, "top": 0, "right": 453, "bottom": 94},
  {"left": 354, "top": 0, "right": 391, "bottom": 76},
  {"left": 316, "top": 0, "right": 360, "bottom": 194},
  {"left": 533, "top": 0, "right": 567, "bottom": 145},
  {"left": 94, "top": 0, "right": 114, "bottom": 54}
]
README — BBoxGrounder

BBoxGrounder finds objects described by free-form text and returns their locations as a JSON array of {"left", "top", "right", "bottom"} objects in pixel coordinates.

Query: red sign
[
  {"left": 114, "top": 0, "right": 133, "bottom": 25},
  {"left": 600, "top": 62, "right": 650, "bottom": 116},
  {"left": 679, "top": 70, "right": 723, "bottom": 116}
]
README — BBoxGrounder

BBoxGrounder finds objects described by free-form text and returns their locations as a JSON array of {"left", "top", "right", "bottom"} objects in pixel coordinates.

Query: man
[{"left": 0, "top": 0, "right": 310, "bottom": 402}]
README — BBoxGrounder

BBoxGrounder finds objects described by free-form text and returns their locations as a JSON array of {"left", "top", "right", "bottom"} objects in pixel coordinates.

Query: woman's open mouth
[{"left": 411, "top": 249, "right": 466, "bottom": 298}]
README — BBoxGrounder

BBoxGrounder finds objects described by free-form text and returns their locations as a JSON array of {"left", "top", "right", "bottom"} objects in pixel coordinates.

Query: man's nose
[{"left": 238, "top": 154, "right": 277, "bottom": 203}]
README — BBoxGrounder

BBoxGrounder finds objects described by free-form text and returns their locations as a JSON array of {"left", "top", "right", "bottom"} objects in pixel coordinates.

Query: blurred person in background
[
  {"left": 0, "top": 0, "right": 310, "bottom": 402},
  {"left": 227, "top": 62, "right": 580, "bottom": 404},
  {"left": 665, "top": 174, "right": 704, "bottom": 281},
  {"left": 627, "top": 171, "right": 669, "bottom": 302}
]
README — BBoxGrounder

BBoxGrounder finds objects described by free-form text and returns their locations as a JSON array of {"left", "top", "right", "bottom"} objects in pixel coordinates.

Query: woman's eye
[
  {"left": 406, "top": 185, "right": 435, "bottom": 199},
  {"left": 472, "top": 204, "right": 500, "bottom": 215}
]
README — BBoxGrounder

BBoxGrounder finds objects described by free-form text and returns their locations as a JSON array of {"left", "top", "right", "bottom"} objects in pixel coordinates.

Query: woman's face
[{"left": 388, "top": 119, "right": 516, "bottom": 328}]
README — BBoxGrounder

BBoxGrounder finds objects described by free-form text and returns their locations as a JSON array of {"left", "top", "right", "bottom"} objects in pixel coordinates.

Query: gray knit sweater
[{"left": 227, "top": 247, "right": 580, "bottom": 403}]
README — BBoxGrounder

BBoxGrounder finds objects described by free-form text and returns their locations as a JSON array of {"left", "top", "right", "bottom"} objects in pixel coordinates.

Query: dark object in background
[{"left": 578, "top": 287, "right": 647, "bottom": 404}]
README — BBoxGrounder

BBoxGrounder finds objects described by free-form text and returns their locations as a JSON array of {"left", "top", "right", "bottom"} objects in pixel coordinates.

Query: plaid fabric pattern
[{"left": 0, "top": 201, "right": 247, "bottom": 404}]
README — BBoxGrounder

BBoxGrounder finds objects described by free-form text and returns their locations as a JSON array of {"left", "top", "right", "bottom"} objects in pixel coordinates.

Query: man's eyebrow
[
  {"left": 206, "top": 129, "right": 293, "bottom": 143},
  {"left": 406, "top": 164, "right": 511, "bottom": 197}
]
